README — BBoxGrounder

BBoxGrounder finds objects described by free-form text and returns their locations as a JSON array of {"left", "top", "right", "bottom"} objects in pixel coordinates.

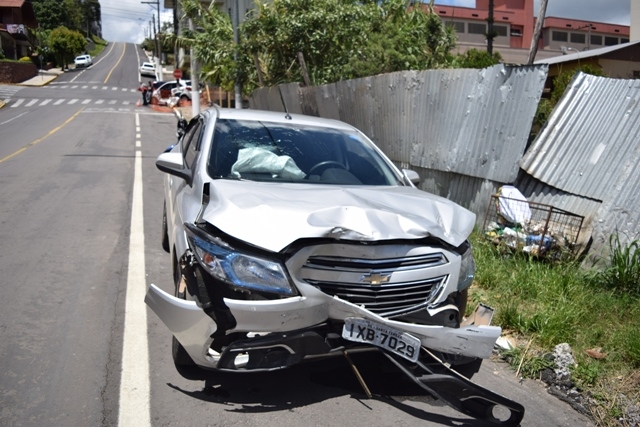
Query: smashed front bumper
[{"left": 145, "top": 283, "right": 501, "bottom": 370}]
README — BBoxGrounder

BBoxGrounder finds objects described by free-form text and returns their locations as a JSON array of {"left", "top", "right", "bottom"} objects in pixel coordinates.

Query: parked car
[
  {"left": 152, "top": 79, "right": 191, "bottom": 104},
  {"left": 171, "top": 81, "right": 205, "bottom": 101},
  {"left": 74, "top": 55, "right": 92, "bottom": 68},
  {"left": 140, "top": 62, "right": 156, "bottom": 77},
  {"left": 148, "top": 105, "right": 502, "bottom": 374}
]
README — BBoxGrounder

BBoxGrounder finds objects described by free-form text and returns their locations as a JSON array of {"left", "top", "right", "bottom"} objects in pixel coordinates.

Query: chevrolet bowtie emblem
[{"left": 361, "top": 272, "right": 392, "bottom": 285}]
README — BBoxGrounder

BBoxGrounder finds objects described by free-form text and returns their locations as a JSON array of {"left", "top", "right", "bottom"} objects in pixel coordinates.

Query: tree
[
  {"left": 32, "top": 0, "right": 84, "bottom": 32},
  {"left": 175, "top": 0, "right": 460, "bottom": 94},
  {"left": 49, "top": 26, "right": 86, "bottom": 69},
  {"left": 453, "top": 48, "right": 502, "bottom": 69}
]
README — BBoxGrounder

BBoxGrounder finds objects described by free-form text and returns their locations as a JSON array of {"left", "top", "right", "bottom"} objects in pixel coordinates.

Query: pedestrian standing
[{"left": 138, "top": 82, "right": 149, "bottom": 106}]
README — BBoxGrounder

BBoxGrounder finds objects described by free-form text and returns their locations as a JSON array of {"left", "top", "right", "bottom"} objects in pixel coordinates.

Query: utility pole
[
  {"left": 189, "top": 18, "right": 200, "bottom": 117},
  {"left": 527, "top": 0, "right": 548, "bottom": 64},
  {"left": 142, "top": 0, "right": 161, "bottom": 61},
  {"left": 233, "top": 0, "right": 242, "bottom": 108},
  {"left": 487, "top": 0, "right": 494, "bottom": 56}
]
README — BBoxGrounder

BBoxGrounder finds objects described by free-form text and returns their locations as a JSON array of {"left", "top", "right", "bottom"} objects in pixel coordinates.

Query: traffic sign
[{"left": 173, "top": 69, "right": 183, "bottom": 79}]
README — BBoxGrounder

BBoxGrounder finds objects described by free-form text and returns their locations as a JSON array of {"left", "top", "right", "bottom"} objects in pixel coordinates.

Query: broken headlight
[
  {"left": 185, "top": 224, "right": 296, "bottom": 296},
  {"left": 457, "top": 244, "right": 475, "bottom": 291}
]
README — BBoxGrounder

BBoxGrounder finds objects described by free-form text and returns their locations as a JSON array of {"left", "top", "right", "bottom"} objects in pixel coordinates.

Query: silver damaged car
[{"left": 147, "top": 107, "right": 501, "bottom": 378}]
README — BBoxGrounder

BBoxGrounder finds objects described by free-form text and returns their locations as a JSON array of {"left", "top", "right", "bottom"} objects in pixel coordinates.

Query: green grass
[
  {"left": 470, "top": 231, "right": 640, "bottom": 426},
  {"left": 88, "top": 35, "right": 108, "bottom": 58}
]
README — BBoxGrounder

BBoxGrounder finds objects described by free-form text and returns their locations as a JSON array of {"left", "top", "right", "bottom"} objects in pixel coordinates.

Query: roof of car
[
  {"left": 210, "top": 107, "right": 357, "bottom": 131},
  {"left": 142, "top": 62, "right": 155, "bottom": 67}
]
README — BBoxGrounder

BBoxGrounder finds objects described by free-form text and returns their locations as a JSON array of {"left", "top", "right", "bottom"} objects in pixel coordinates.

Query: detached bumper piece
[{"left": 383, "top": 350, "right": 524, "bottom": 427}]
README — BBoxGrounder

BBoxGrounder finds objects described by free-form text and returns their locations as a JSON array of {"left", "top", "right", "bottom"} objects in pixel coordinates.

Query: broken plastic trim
[{"left": 384, "top": 349, "right": 525, "bottom": 426}]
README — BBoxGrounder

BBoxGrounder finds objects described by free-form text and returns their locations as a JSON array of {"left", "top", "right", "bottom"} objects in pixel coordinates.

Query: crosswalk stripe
[
  {"left": 82, "top": 85, "right": 88, "bottom": 89},
  {"left": 112, "top": 87, "right": 117, "bottom": 91},
  {"left": 71, "top": 85, "right": 78, "bottom": 89},
  {"left": 102, "top": 86, "right": 108, "bottom": 90},
  {"left": 10, "top": 99, "right": 24, "bottom": 108},
  {"left": 82, "top": 99, "right": 92, "bottom": 104},
  {"left": 54, "top": 99, "right": 66, "bottom": 105},
  {"left": 68, "top": 99, "right": 79, "bottom": 105},
  {"left": 40, "top": 99, "right": 52, "bottom": 106},
  {"left": 109, "top": 100, "right": 117, "bottom": 104},
  {"left": 26, "top": 99, "right": 38, "bottom": 106},
  {"left": 60, "top": 85, "right": 68, "bottom": 89},
  {"left": 92, "top": 86, "right": 98, "bottom": 89},
  {"left": 95, "top": 99, "right": 104, "bottom": 104}
]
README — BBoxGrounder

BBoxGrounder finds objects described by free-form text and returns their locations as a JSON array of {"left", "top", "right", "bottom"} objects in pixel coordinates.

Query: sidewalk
[{"left": 19, "top": 68, "right": 64, "bottom": 87}]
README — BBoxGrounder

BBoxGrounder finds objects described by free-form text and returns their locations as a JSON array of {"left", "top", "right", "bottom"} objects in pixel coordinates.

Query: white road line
[
  {"left": 95, "top": 99, "right": 104, "bottom": 104},
  {"left": 93, "top": 86, "right": 98, "bottom": 89},
  {"left": 102, "top": 86, "right": 108, "bottom": 90},
  {"left": 82, "top": 99, "right": 92, "bottom": 104},
  {"left": 82, "top": 85, "right": 88, "bottom": 89},
  {"left": 26, "top": 99, "right": 37, "bottom": 107},
  {"left": 10, "top": 99, "right": 24, "bottom": 108},
  {"left": 112, "top": 87, "right": 117, "bottom": 91},
  {"left": 123, "top": 101, "right": 130, "bottom": 105},
  {"left": 71, "top": 85, "right": 78, "bottom": 89},
  {"left": 118, "top": 126, "right": 151, "bottom": 426},
  {"left": 40, "top": 99, "right": 52, "bottom": 106},
  {"left": 0, "top": 111, "right": 29, "bottom": 125},
  {"left": 109, "top": 100, "right": 117, "bottom": 105},
  {"left": 68, "top": 99, "right": 79, "bottom": 105},
  {"left": 122, "top": 88, "right": 128, "bottom": 91},
  {"left": 54, "top": 99, "right": 65, "bottom": 105}
]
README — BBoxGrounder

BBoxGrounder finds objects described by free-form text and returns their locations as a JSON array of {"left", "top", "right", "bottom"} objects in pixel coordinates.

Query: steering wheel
[{"left": 309, "top": 160, "right": 347, "bottom": 175}]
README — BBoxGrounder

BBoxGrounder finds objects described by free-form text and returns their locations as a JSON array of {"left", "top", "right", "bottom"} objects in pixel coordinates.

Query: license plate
[{"left": 342, "top": 318, "right": 420, "bottom": 362}]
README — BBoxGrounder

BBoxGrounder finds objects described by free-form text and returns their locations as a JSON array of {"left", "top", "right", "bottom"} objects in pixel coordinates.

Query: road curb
[{"left": 0, "top": 100, "right": 5, "bottom": 109}]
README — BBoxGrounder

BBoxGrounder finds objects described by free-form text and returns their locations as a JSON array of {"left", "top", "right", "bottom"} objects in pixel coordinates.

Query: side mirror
[
  {"left": 156, "top": 152, "right": 192, "bottom": 185},
  {"left": 402, "top": 169, "right": 420, "bottom": 186}
]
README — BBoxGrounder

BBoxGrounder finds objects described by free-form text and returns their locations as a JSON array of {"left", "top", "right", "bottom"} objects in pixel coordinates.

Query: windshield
[{"left": 207, "top": 119, "right": 401, "bottom": 185}]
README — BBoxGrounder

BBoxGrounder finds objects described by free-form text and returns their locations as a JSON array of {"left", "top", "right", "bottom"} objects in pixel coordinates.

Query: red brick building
[{"left": 426, "top": 0, "right": 630, "bottom": 63}]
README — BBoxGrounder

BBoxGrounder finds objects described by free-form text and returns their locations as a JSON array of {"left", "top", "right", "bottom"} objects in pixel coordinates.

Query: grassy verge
[
  {"left": 469, "top": 230, "right": 640, "bottom": 426},
  {"left": 88, "top": 35, "right": 108, "bottom": 58}
]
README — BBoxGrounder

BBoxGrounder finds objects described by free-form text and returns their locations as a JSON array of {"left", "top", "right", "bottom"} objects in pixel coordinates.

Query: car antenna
[{"left": 278, "top": 86, "right": 292, "bottom": 120}]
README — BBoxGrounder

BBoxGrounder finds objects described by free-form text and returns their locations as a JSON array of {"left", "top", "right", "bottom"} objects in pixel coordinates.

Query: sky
[
  {"left": 434, "top": 0, "right": 631, "bottom": 25},
  {"left": 100, "top": 0, "right": 632, "bottom": 45},
  {"left": 101, "top": 0, "right": 173, "bottom": 44}
]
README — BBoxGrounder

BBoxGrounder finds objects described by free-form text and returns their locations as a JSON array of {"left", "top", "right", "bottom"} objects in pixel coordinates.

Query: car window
[{"left": 206, "top": 119, "right": 399, "bottom": 185}]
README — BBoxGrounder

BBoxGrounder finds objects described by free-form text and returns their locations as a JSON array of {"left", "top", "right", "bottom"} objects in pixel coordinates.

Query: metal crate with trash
[{"left": 482, "top": 186, "right": 585, "bottom": 259}]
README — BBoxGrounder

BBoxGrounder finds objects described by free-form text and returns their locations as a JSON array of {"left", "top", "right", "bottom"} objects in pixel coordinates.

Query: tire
[
  {"left": 171, "top": 255, "right": 196, "bottom": 366},
  {"left": 161, "top": 202, "right": 170, "bottom": 253}
]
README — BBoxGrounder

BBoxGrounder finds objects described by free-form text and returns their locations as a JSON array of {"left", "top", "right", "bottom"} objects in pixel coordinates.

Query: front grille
[{"left": 301, "top": 252, "right": 448, "bottom": 317}]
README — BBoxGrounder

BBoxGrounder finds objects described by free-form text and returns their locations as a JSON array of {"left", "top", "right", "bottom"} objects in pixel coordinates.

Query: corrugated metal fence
[{"left": 249, "top": 66, "right": 640, "bottom": 255}]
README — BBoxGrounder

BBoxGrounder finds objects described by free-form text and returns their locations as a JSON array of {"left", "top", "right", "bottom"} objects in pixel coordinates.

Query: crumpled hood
[{"left": 201, "top": 181, "right": 476, "bottom": 252}]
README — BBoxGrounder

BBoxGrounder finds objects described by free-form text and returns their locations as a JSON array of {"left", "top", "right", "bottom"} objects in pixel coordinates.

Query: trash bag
[{"left": 497, "top": 185, "right": 531, "bottom": 225}]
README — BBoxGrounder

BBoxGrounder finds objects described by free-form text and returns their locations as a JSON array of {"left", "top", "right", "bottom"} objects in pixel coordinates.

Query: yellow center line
[
  {"left": 0, "top": 108, "right": 84, "bottom": 164},
  {"left": 104, "top": 43, "right": 127, "bottom": 84}
]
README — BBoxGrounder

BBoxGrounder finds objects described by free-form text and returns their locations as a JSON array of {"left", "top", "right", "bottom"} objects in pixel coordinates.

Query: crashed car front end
[{"left": 146, "top": 208, "right": 499, "bottom": 372}]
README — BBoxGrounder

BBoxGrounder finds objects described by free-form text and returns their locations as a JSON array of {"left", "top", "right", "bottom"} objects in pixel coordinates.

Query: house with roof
[{"left": 0, "top": 0, "right": 36, "bottom": 60}]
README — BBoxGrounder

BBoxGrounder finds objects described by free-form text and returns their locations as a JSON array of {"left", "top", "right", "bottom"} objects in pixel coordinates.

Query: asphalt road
[{"left": 0, "top": 42, "right": 594, "bottom": 427}]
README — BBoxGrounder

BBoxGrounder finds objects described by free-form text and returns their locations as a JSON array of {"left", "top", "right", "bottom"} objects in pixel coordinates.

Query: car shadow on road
[{"left": 166, "top": 352, "right": 498, "bottom": 426}]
